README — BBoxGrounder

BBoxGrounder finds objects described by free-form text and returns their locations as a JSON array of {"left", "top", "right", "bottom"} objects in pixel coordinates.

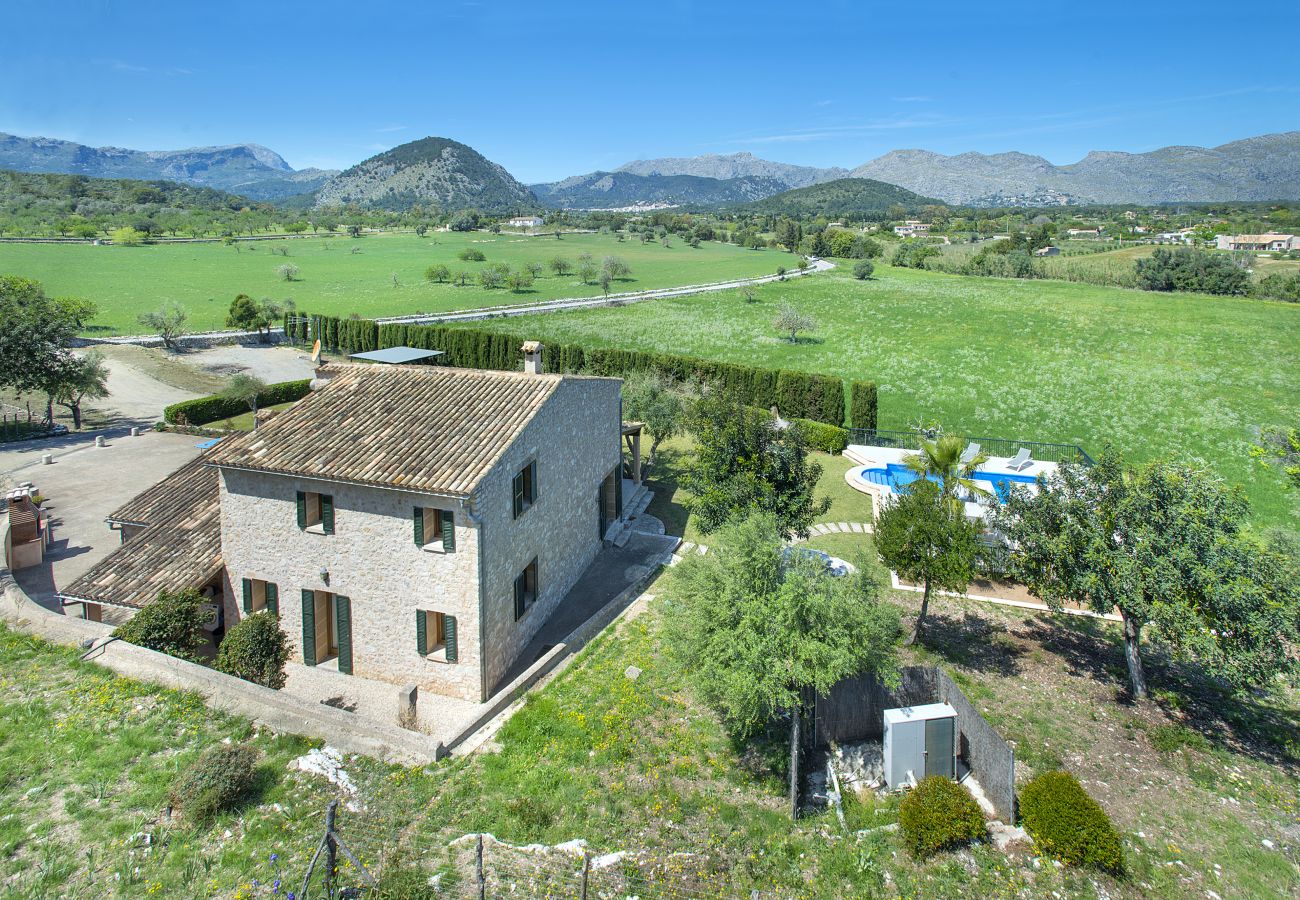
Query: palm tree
[{"left": 902, "top": 433, "right": 991, "bottom": 504}]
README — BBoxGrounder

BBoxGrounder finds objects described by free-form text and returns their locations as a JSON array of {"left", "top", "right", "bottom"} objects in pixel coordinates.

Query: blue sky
[{"left": 3, "top": 1, "right": 1298, "bottom": 184}]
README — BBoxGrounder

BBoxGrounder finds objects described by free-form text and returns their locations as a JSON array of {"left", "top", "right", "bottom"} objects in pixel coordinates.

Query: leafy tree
[
  {"left": 599, "top": 270, "right": 612, "bottom": 296},
  {"left": 138, "top": 302, "right": 188, "bottom": 350},
  {"left": 284, "top": 221, "right": 309, "bottom": 234},
  {"left": 0, "top": 276, "right": 94, "bottom": 399},
  {"left": 549, "top": 256, "right": 572, "bottom": 276},
  {"left": 222, "top": 373, "right": 267, "bottom": 428},
  {"left": 449, "top": 210, "right": 481, "bottom": 232},
  {"left": 525, "top": 261, "right": 544, "bottom": 280},
  {"left": 347, "top": 224, "right": 362, "bottom": 238},
  {"left": 453, "top": 270, "right": 472, "bottom": 287},
  {"left": 903, "top": 433, "right": 991, "bottom": 503},
  {"left": 578, "top": 263, "right": 598, "bottom": 285},
  {"left": 113, "top": 588, "right": 209, "bottom": 662},
  {"left": 457, "top": 247, "right": 486, "bottom": 262},
  {"left": 51, "top": 351, "right": 109, "bottom": 430},
  {"left": 1250, "top": 425, "right": 1300, "bottom": 490},
  {"left": 424, "top": 264, "right": 450, "bottom": 283},
  {"left": 216, "top": 613, "right": 290, "bottom": 689},
  {"left": 852, "top": 260, "right": 875, "bottom": 280},
  {"left": 225, "top": 293, "right": 280, "bottom": 341},
  {"left": 683, "top": 392, "right": 830, "bottom": 538},
  {"left": 621, "top": 370, "right": 687, "bottom": 466},
  {"left": 110, "top": 226, "right": 146, "bottom": 245},
  {"left": 276, "top": 263, "right": 299, "bottom": 282},
  {"left": 665, "top": 511, "right": 900, "bottom": 764},
  {"left": 414, "top": 223, "right": 429, "bottom": 238},
  {"left": 875, "top": 479, "right": 980, "bottom": 645},
  {"left": 1135, "top": 247, "right": 1250, "bottom": 295},
  {"left": 773, "top": 302, "right": 816, "bottom": 343},
  {"left": 505, "top": 269, "right": 534, "bottom": 292},
  {"left": 1254, "top": 272, "right": 1300, "bottom": 303},
  {"left": 602, "top": 255, "right": 631, "bottom": 279},
  {"left": 891, "top": 242, "right": 940, "bottom": 269},
  {"left": 992, "top": 447, "right": 1300, "bottom": 698},
  {"left": 478, "top": 268, "right": 504, "bottom": 289}
]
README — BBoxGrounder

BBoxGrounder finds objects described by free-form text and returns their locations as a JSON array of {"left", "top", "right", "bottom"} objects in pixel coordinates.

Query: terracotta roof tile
[
  {"left": 107, "top": 455, "right": 215, "bottom": 527},
  {"left": 206, "top": 364, "right": 585, "bottom": 496}
]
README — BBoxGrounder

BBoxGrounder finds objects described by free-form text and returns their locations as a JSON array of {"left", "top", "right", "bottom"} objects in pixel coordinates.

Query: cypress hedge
[
  {"left": 850, "top": 380, "right": 878, "bottom": 431},
  {"left": 1019, "top": 771, "right": 1124, "bottom": 873},
  {"left": 289, "top": 312, "right": 878, "bottom": 427},
  {"left": 163, "top": 379, "right": 313, "bottom": 426}
]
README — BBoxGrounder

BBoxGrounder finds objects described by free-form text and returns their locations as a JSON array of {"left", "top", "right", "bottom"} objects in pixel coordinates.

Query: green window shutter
[
  {"left": 416, "top": 609, "right": 427, "bottom": 656},
  {"left": 301, "top": 589, "right": 317, "bottom": 666},
  {"left": 266, "top": 583, "right": 279, "bottom": 617},
  {"left": 441, "top": 509, "right": 455, "bottom": 551},
  {"left": 296, "top": 491, "right": 307, "bottom": 529},
  {"left": 241, "top": 578, "right": 252, "bottom": 614},
  {"left": 413, "top": 507, "right": 424, "bottom": 546},
  {"left": 514, "top": 573, "right": 525, "bottom": 620},
  {"left": 322, "top": 495, "right": 335, "bottom": 534},
  {"left": 445, "top": 615, "right": 458, "bottom": 663},
  {"left": 512, "top": 472, "right": 524, "bottom": 518},
  {"left": 335, "top": 596, "right": 352, "bottom": 674}
]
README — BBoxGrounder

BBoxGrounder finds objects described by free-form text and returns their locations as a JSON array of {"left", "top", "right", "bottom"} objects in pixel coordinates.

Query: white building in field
[
  {"left": 1215, "top": 233, "right": 1297, "bottom": 252},
  {"left": 507, "top": 216, "right": 545, "bottom": 228}
]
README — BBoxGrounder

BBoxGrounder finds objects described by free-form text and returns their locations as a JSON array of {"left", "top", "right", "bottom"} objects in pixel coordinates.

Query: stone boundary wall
[
  {"left": 937, "top": 669, "right": 1016, "bottom": 821},
  {"left": 0, "top": 515, "right": 442, "bottom": 765}
]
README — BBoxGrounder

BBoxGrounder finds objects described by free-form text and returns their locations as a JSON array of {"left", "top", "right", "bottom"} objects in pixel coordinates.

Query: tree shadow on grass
[
  {"left": 643, "top": 447, "right": 691, "bottom": 538},
  {"left": 1025, "top": 615, "right": 1300, "bottom": 767},
  {"left": 917, "top": 611, "right": 1025, "bottom": 677}
]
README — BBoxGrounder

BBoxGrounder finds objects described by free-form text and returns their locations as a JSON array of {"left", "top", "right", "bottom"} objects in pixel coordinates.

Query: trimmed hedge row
[
  {"left": 290, "top": 312, "right": 878, "bottom": 429},
  {"left": 163, "top": 379, "right": 312, "bottom": 426},
  {"left": 793, "top": 418, "right": 850, "bottom": 454},
  {"left": 1019, "top": 771, "right": 1124, "bottom": 873},
  {"left": 850, "top": 380, "right": 878, "bottom": 430}
]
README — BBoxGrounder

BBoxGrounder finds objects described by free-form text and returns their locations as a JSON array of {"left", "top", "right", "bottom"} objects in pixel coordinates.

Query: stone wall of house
[
  {"left": 477, "top": 376, "right": 623, "bottom": 695},
  {"left": 218, "top": 470, "right": 484, "bottom": 701}
]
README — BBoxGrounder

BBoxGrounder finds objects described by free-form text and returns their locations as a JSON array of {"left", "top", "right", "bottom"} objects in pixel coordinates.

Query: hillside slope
[
  {"left": 850, "top": 132, "right": 1300, "bottom": 205},
  {"left": 735, "top": 177, "right": 937, "bottom": 217},
  {"left": 616, "top": 151, "right": 847, "bottom": 188},
  {"left": 313, "top": 137, "right": 535, "bottom": 213},
  {"left": 532, "top": 171, "right": 788, "bottom": 209},
  {"left": 0, "top": 133, "right": 334, "bottom": 201}
]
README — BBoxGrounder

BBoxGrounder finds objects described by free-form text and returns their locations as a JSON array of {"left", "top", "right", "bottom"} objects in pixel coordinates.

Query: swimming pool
[{"left": 853, "top": 463, "right": 1038, "bottom": 501}]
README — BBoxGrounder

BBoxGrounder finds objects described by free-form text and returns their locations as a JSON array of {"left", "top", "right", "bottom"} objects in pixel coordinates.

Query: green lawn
[
  {"left": 0, "top": 232, "right": 780, "bottom": 336},
  {"left": 458, "top": 263, "right": 1300, "bottom": 528}
]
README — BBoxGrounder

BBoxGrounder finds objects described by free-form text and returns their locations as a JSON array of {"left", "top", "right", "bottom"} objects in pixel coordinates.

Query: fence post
[
  {"left": 580, "top": 850, "right": 590, "bottom": 900},
  {"left": 325, "top": 800, "right": 338, "bottom": 896},
  {"left": 789, "top": 705, "right": 801, "bottom": 820},
  {"left": 476, "top": 833, "right": 486, "bottom": 900}
]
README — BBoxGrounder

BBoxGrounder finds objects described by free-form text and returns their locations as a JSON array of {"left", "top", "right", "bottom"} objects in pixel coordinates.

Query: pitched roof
[
  {"left": 61, "top": 457, "right": 222, "bottom": 609},
  {"left": 106, "top": 455, "right": 215, "bottom": 527},
  {"left": 206, "top": 364, "right": 595, "bottom": 496}
]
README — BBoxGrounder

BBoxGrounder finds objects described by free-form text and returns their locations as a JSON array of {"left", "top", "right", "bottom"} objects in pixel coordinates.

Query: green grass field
[
  {"left": 454, "top": 263, "right": 1300, "bottom": 528},
  {"left": 0, "top": 232, "right": 779, "bottom": 335}
]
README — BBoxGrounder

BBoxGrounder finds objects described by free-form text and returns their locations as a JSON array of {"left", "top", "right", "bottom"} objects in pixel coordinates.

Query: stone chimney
[{"left": 522, "top": 341, "right": 544, "bottom": 375}]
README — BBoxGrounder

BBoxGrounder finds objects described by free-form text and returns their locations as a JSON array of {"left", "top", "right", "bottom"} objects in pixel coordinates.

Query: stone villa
[{"left": 61, "top": 351, "right": 646, "bottom": 702}]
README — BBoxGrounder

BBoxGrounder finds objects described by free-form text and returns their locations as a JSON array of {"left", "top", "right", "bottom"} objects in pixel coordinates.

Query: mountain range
[
  {"left": 3, "top": 130, "right": 1297, "bottom": 212},
  {"left": 0, "top": 133, "right": 336, "bottom": 201}
]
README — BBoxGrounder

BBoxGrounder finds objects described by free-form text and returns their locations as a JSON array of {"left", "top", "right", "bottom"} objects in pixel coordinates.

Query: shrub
[
  {"left": 171, "top": 744, "right": 259, "bottom": 823},
  {"left": 853, "top": 260, "right": 875, "bottom": 280},
  {"left": 1134, "top": 247, "right": 1249, "bottom": 296},
  {"left": 457, "top": 247, "right": 486, "bottom": 262},
  {"left": 849, "top": 381, "right": 878, "bottom": 431},
  {"left": 113, "top": 588, "right": 208, "bottom": 662},
  {"left": 163, "top": 379, "right": 311, "bottom": 426},
  {"left": 1019, "top": 770, "right": 1124, "bottom": 873},
  {"left": 898, "top": 776, "right": 986, "bottom": 859},
  {"left": 216, "top": 613, "right": 290, "bottom": 689},
  {"left": 794, "top": 418, "right": 849, "bottom": 454}
]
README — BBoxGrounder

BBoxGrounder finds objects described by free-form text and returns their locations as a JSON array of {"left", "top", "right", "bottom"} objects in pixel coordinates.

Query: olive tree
[{"left": 993, "top": 447, "right": 1300, "bottom": 699}]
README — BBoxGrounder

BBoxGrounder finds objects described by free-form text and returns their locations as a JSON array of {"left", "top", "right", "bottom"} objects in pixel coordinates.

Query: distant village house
[{"left": 1215, "top": 233, "right": 1298, "bottom": 252}]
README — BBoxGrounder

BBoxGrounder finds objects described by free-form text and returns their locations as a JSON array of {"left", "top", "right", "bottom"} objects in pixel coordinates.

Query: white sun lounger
[
  {"left": 1007, "top": 447, "right": 1032, "bottom": 471},
  {"left": 959, "top": 442, "right": 980, "bottom": 465}
]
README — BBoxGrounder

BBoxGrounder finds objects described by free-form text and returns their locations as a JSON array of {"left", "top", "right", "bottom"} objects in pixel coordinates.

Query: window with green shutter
[
  {"left": 242, "top": 578, "right": 253, "bottom": 613},
  {"left": 413, "top": 507, "right": 424, "bottom": 546},
  {"left": 296, "top": 491, "right": 307, "bottom": 529},
  {"left": 299, "top": 491, "right": 332, "bottom": 533},
  {"left": 416, "top": 609, "right": 427, "bottom": 656},
  {"left": 321, "top": 495, "right": 335, "bottom": 535},
  {"left": 513, "top": 558, "right": 538, "bottom": 621},
  {"left": 265, "top": 582, "right": 279, "bottom": 617},
  {"left": 440, "top": 509, "right": 455, "bottom": 551},
  {"left": 335, "top": 595, "right": 352, "bottom": 674},
  {"left": 444, "top": 615, "right": 458, "bottom": 662},
  {"left": 301, "top": 589, "right": 317, "bottom": 666},
  {"left": 512, "top": 461, "right": 537, "bottom": 519},
  {"left": 416, "top": 609, "right": 456, "bottom": 662}
]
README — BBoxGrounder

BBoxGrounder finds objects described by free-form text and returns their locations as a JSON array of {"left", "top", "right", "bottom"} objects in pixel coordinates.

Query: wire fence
[{"left": 847, "top": 426, "right": 1094, "bottom": 466}]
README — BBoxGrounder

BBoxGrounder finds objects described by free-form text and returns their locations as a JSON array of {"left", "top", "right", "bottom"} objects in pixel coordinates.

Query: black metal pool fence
[{"left": 846, "top": 428, "right": 1094, "bottom": 466}]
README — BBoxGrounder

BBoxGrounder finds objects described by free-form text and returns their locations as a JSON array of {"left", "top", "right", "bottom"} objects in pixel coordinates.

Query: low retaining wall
[
  {"left": 0, "top": 518, "right": 441, "bottom": 765},
  {"left": 806, "top": 664, "right": 1016, "bottom": 821}
]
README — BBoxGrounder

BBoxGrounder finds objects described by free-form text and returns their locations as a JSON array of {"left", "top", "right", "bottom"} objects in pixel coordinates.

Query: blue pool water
[{"left": 855, "top": 463, "right": 1037, "bottom": 501}]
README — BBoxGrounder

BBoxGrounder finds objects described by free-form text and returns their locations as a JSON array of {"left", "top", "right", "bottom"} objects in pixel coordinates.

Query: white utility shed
[{"left": 883, "top": 702, "right": 957, "bottom": 790}]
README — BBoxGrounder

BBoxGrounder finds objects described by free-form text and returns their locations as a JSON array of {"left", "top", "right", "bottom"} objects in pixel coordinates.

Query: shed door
[{"left": 924, "top": 716, "right": 955, "bottom": 780}]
